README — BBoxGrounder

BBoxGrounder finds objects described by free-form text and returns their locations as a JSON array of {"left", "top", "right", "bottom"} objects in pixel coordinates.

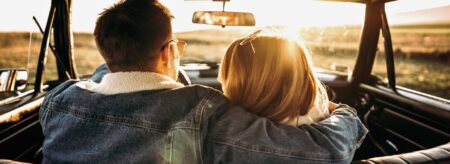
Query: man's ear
[{"left": 160, "top": 45, "right": 170, "bottom": 65}]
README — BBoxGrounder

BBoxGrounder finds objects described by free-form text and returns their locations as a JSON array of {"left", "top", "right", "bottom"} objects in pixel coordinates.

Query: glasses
[{"left": 162, "top": 39, "right": 187, "bottom": 56}]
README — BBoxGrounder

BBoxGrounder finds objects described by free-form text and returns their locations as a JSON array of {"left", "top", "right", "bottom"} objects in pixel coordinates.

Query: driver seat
[{"left": 356, "top": 143, "right": 450, "bottom": 164}]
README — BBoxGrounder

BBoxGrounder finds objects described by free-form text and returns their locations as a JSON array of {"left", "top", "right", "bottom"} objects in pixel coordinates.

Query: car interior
[{"left": 0, "top": 0, "right": 449, "bottom": 163}]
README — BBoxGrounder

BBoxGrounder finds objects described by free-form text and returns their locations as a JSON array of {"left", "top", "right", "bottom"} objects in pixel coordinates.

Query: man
[{"left": 40, "top": 0, "right": 367, "bottom": 163}]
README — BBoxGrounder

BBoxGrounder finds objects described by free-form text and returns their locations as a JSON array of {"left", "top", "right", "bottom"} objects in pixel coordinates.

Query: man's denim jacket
[{"left": 40, "top": 70, "right": 368, "bottom": 164}]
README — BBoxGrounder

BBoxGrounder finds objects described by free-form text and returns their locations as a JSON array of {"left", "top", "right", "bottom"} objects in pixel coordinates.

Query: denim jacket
[{"left": 40, "top": 69, "right": 367, "bottom": 164}]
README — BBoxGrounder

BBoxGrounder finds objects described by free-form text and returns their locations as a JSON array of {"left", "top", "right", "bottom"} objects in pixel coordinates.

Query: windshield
[
  {"left": 71, "top": 0, "right": 365, "bottom": 75},
  {"left": 173, "top": 1, "right": 365, "bottom": 74}
]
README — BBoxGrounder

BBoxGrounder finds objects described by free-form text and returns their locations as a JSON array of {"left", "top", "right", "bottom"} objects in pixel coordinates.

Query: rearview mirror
[
  {"left": 0, "top": 69, "right": 28, "bottom": 93},
  {"left": 192, "top": 11, "right": 256, "bottom": 27}
]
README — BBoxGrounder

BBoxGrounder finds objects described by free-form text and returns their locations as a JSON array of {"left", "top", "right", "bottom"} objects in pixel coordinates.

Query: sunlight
[
  {"left": 0, "top": 0, "right": 449, "bottom": 32},
  {"left": 166, "top": 0, "right": 366, "bottom": 31},
  {"left": 248, "top": 0, "right": 365, "bottom": 27}
]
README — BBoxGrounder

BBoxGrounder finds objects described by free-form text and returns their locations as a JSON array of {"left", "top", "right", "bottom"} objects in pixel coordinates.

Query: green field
[{"left": 0, "top": 24, "right": 449, "bottom": 99}]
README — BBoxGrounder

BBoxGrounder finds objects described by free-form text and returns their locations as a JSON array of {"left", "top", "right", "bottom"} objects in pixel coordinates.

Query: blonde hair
[{"left": 218, "top": 30, "right": 329, "bottom": 123}]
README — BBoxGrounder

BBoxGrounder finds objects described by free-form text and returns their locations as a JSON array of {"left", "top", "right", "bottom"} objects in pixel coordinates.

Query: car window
[
  {"left": 0, "top": 1, "right": 50, "bottom": 84},
  {"left": 0, "top": 32, "right": 40, "bottom": 100},
  {"left": 0, "top": 32, "right": 39, "bottom": 84},
  {"left": 0, "top": 0, "right": 59, "bottom": 100},
  {"left": 372, "top": 1, "right": 450, "bottom": 100}
]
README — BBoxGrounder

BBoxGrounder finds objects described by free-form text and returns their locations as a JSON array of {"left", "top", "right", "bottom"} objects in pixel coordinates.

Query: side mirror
[
  {"left": 192, "top": 11, "right": 256, "bottom": 27},
  {"left": 0, "top": 69, "right": 28, "bottom": 93}
]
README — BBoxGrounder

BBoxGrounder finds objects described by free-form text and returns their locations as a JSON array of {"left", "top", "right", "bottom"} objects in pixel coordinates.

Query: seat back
[{"left": 355, "top": 143, "right": 450, "bottom": 164}]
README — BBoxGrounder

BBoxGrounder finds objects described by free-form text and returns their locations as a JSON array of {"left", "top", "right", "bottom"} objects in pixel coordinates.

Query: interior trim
[
  {"left": 0, "top": 98, "right": 44, "bottom": 124},
  {"left": 369, "top": 120, "right": 425, "bottom": 150},
  {"left": 358, "top": 83, "right": 450, "bottom": 125}
]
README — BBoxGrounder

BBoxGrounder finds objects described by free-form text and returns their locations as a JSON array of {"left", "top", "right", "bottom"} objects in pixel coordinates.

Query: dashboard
[{"left": 181, "top": 63, "right": 351, "bottom": 102}]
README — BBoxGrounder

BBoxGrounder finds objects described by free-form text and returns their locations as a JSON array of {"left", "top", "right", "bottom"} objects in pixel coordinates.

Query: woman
[{"left": 219, "top": 29, "right": 333, "bottom": 126}]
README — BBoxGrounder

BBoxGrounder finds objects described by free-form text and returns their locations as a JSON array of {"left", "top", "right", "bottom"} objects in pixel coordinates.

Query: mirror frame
[
  {"left": 192, "top": 11, "right": 256, "bottom": 27},
  {"left": 0, "top": 68, "right": 28, "bottom": 93}
]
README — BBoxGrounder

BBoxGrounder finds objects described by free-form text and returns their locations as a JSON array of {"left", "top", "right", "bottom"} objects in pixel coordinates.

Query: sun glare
[
  {"left": 249, "top": 0, "right": 365, "bottom": 27},
  {"left": 0, "top": 0, "right": 449, "bottom": 32},
  {"left": 167, "top": 0, "right": 366, "bottom": 31}
]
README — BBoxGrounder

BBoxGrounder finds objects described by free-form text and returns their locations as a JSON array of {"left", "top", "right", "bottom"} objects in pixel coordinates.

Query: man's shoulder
[{"left": 45, "top": 80, "right": 80, "bottom": 99}]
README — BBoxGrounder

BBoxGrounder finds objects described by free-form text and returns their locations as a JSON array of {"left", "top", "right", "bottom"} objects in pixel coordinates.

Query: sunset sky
[{"left": 0, "top": 0, "right": 449, "bottom": 32}]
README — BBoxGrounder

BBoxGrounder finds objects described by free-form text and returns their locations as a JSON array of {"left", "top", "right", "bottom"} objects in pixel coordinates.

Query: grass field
[{"left": 0, "top": 24, "right": 449, "bottom": 99}]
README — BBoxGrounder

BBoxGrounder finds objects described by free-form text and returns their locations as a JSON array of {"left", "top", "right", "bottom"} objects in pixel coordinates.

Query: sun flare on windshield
[
  {"left": 168, "top": 0, "right": 366, "bottom": 31},
  {"left": 0, "top": 0, "right": 449, "bottom": 32},
  {"left": 253, "top": 1, "right": 365, "bottom": 27}
]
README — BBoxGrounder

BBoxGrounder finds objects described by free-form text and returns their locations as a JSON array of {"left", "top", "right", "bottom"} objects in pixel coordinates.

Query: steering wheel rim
[{"left": 177, "top": 68, "right": 191, "bottom": 85}]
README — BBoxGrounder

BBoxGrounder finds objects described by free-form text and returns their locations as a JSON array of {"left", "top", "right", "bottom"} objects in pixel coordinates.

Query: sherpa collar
[{"left": 76, "top": 72, "right": 184, "bottom": 95}]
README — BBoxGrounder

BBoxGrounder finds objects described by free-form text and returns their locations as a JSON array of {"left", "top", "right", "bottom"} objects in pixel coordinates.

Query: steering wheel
[{"left": 177, "top": 68, "right": 191, "bottom": 85}]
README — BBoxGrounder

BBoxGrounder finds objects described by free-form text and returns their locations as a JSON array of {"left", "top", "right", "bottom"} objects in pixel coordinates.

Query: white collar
[
  {"left": 281, "top": 99, "right": 330, "bottom": 126},
  {"left": 76, "top": 72, "right": 184, "bottom": 95}
]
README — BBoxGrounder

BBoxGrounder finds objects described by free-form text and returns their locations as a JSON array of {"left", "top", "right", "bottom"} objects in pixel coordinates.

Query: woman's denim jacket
[{"left": 40, "top": 73, "right": 368, "bottom": 164}]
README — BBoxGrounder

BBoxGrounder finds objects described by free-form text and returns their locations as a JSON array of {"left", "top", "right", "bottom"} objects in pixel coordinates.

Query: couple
[{"left": 40, "top": 0, "right": 367, "bottom": 163}]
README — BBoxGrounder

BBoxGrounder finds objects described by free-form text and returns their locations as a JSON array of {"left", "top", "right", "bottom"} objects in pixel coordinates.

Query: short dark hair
[{"left": 94, "top": 0, "right": 173, "bottom": 71}]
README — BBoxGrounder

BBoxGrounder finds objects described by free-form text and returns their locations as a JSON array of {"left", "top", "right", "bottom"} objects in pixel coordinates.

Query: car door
[{"left": 350, "top": 0, "right": 450, "bottom": 159}]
